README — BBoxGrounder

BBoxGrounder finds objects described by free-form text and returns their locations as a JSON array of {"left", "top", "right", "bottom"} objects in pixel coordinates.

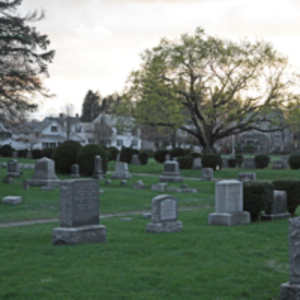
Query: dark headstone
[
  {"left": 160, "top": 161, "right": 183, "bottom": 183},
  {"left": 91, "top": 156, "right": 105, "bottom": 180},
  {"left": 7, "top": 160, "right": 21, "bottom": 178},
  {"left": 70, "top": 164, "right": 80, "bottom": 178}
]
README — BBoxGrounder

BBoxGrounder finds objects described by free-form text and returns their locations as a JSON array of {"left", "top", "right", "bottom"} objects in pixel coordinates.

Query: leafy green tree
[
  {"left": 0, "top": 0, "right": 55, "bottom": 126},
  {"left": 81, "top": 90, "right": 101, "bottom": 122},
  {"left": 122, "top": 28, "right": 296, "bottom": 153},
  {"left": 100, "top": 92, "right": 121, "bottom": 114}
]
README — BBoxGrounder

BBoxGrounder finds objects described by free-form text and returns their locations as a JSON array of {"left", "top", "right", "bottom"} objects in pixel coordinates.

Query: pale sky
[{"left": 19, "top": 0, "right": 300, "bottom": 118}]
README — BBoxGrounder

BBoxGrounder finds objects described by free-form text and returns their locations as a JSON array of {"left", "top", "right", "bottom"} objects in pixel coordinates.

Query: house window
[
  {"left": 132, "top": 139, "right": 138, "bottom": 146},
  {"left": 117, "top": 139, "right": 123, "bottom": 146},
  {"left": 51, "top": 126, "right": 58, "bottom": 132}
]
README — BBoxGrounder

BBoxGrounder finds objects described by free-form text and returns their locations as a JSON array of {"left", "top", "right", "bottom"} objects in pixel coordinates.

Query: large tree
[
  {"left": 122, "top": 28, "right": 297, "bottom": 153},
  {"left": 81, "top": 90, "right": 101, "bottom": 122},
  {"left": 0, "top": 0, "right": 55, "bottom": 126}
]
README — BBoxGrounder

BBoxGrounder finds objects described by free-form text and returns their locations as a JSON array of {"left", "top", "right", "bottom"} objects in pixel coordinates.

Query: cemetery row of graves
[{"left": 1, "top": 147, "right": 300, "bottom": 299}]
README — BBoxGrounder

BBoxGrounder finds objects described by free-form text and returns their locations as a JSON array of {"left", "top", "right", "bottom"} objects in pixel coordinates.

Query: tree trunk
[{"left": 203, "top": 143, "right": 216, "bottom": 154}]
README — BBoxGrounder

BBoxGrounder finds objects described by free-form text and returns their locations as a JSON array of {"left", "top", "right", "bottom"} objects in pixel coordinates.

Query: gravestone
[
  {"left": 160, "top": 160, "right": 183, "bottom": 183},
  {"left": 141, "top": 212, "right": 151, "bottom": 219},
  {"left": 208, "top": 180, "right": 250, "bottom": 226},
  {"left": 202, "top": 168, "right": 213, "bottom": 181},
  {"left": 120, "top": 180, "right": 127, "bottom": 185},
  {"left": 92, "top": 156, "right": 105, "bottom": 180},
  {"left": 181, "top": 188, "right": 197, "bottom": 193},
  {"left": 26, "top": 151, "right": 32, "bottom": 159},
  {"left": 116, "top": 153, "right": 120, "bottom": 161},
  {"left": 151, "top": 183, "right": 167, "bottom": 191},
  {"left": 12, "top": 151, "right": 18, "bottom": 158},
  {"left": 2, "top": 196, "right": 21, "bottom": 205},
  {"left": 70, "top": 164, "right": 80, "bottom": 178},
  {"left": 192, "top": 157, "right": 202, "bottom": 169},
  {"left": 222, "top": 157, "right": 228, "bottom": 168},
  {"left": 238, "top": 172, "right": 256, "bottom": 182},
  {"left": 52, "top": 179, "right": 106, "bottom": 245},
  {"left": 41, "top": 185, "right": 54, "bottom": 191},
  {"left": 132, "top": 180, "right": 144, "bottom": 189},
  {"left": 262, "top": 191, "right": 291, "bottom": 220},
  {"left": 131, "top": 154, "right": 141, "bottom": 165},
  {"left": 3, "top": 177, "right": 14, "bottom": 184},
  {"left": 7, "top": 160, "right": 21, "bottom": 178},
  {"left": 111, "top": 162, "right": 132, "bottom": 179},
  {"left": 30, "top": 157, "right": 60, "bottom": 187},
  {"left": 1, "top": 162, "right": 7, "bottom": 168},
  {"left": 281, "top": 156, "right": 290, "bottom": 168},
  {"left": 243, "top": 158, "right": 256, "bottom": 169},
  {"left": 165, "top": 154, "right": 170, "bottom": 162},
  {"left": 272, "top": 160, "right": 285, "bottom": 170},
  {"left": 280, "top": 217, "right": 300, "bottom": 299},
  {"left": 166, "top": 187, "right": 181, "bottom": 192},
  {"left": 147, "top": 195, "right": 183, "bottom": 233},
  {"left": 23, "top": 179, "right": 30, "bottom": 190},
  {"left": 105, "top": 179, "right": 111, "bottom": 185}
]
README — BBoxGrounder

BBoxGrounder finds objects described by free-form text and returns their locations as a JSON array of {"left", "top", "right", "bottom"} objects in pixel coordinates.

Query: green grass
[{"left": 0, "top": 208, "right": 289, "bottom": 299}]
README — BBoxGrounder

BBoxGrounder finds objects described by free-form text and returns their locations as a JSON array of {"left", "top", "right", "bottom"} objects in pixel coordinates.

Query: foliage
[
  {"left": 0, "top": 144, "right": 14, "bottom": 157},
  {"left": 273, "top": 179, "right": 300, "bottom": 216},
  {"left": 80, "top": 90, "right": 101, "bottom": 122},
  {"left": 17, "top": 149, "right": 28, "bottom": 158},
  {"left": 154, "top": 149, "right": 169, "bottom": 164},
  {"left": 42, "top": 148, "right": 54, "bottom": 159},
  {"left": 190, "top": 152, "right": 202, "bottom": 158},
  {"left": 31, "top": 149, "right": 42, "bottom": 159},
  {"left": 93, "top": 114, "right": 113, "bottom": 145},
  {"left": 254, "top": 154, "right": 270, "bottom": 169},
  {"left": 107, "top": 146, "right": 119, "bottom": 161},
  {"left": 202, "top": 154, "right": 222, "bottom": 170},
  {"left": 77, "top": 144, "right": 108, "bottom": 176},
  {"left": 228, "top": 158, "right": 237, "bottom": 168},
  {"left": 131, "top": 148, "right": 139, "bottom": 155},
  {"left": 289, "top": 154, "right": 300, "bottom": 170},
  {"left": 170, "top": 147, "right": 185, "bottom": 158},
  {"left": 99, "top": 92, "right": 121, "bottom": 114},
  {"left": 177, "top": 155, "right": 193, "bottom": 169},
  {"left": 235, "top": 154, "right": 244, "bottom": 167},
  {"left": 138, "top": 151, "right": 148, "bottom": 165},
  {"left": 120, "top": 147, "right": 133, "bottom": 164},
  {"left": 53, "top": 141, "right": 82, "bottom": 174},
  {"left": 144, "top": 149, "right": 154, "bottom": 157},
  {"left": 0, "top": 0, "right": 55, "bottom": 126},
  {"left": 243, "top": 181, "right": 274, "bottom": 221}
]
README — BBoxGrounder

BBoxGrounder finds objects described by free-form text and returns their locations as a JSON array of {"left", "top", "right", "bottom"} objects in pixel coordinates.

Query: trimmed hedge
[
  {"left": 77, "top": 144, "right": 108, "bottom": 176},
  {"left": 18, "top": 149, "right": 28, "bottom": 158},
  {"left": 53, "top": 141, "right": 82, "bottom": 174},
  {"left": 138, "top": 151, "right": 148, "bottom": 165},
  {"left": 42, "top": 148, "right": 55, "bottom": 159},
  {"left": 170, "top": 147, "right": 185, "bottom": 158},
  {"left": 255, "top": 154, "right": 270, "bottom": 169},
  {"left": 289, "top": 154, "right": 300, "bottom": 170},
  {"left": 273, "top": 179, "right": 300, "bottom": 216},
  {"left": 202, "top": 154, "right": 222, "bottom": 171},
  {"left": 154, "top": 149, "right": 169, "bottom": 164},
  {"left": 243, "top": 181, "right": 274, "bottom": 221},
  {"left": 235, "top": 154, "right": 243, "bottom": 168},
  {"left": 190, "top": 152, "right": 202, "bottom": 158},
  {"left": 145, "top": 149, "right": 154, "bottom": 158},
  {"left": 32, "top": 149, "right": 43, "bottom": 159},
  {"left": 228, "top": 158, "right": 237, "bottom": 168},
  {"left": 177, "top": 156, "right": 193, "bottom": 169},
  {"left": 120, "top": 147, "right": 133, "bottom": 164},
  {"left": 0, "top": 144, "right": 14, "bottom": 157},
  {"left": 107, "top": 146, "right": 119, "bottom": 161},
  {"left": 131, "top": 148, "right": 139, "bottom": 155}
]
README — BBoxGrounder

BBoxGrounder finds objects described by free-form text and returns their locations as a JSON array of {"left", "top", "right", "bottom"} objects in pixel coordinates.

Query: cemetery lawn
[{"left": 0, "top": 208, "right": 289, "bottom": 300}]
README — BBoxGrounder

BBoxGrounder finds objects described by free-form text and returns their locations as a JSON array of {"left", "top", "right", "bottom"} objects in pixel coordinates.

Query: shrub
[
  {"left": 170, "top": 147, "right": 185, "bottom": 158},
  {"left": 289, "top": 154, "right": 300, "bottom": 170},
  {"left": 144, "top": 149, "right": 154, "bottom": 158},
  {"left": 31, "top": 149, "right": 43, "bottom": 159},
  {"left": 120, "top": 147, "right": 133, "bottom": 164},
  {"left": 184, "top": 148, "right": 193, "bottom": 155},
  {"left": 154, "top": 149, "right": 169, "bottom": 164},
  {"left": 0, "top": 144, "right": 14, "bottom": 157},
  {"left": 131, "top": 148, "right": 139, "bottom": 155},
  {"left": 243, "top": 181, "right": 274, "bottom": 221},
  {"left": 42, "top": 148, "right": 55, "bottom": 159},
  {"left": 107, "top": 146, "right": 119, "bottom": 161},
  {"left": 77, "top": 144, "right": 108, "bottom": 176},
  {"left": 138, "top": 151, "right": 148, "bottom": 165},
  {"left": 235, "top": 154, "right": 244, "bottom": 167},
  {"left": 228, "top": 158, "right": 237, "bottom": 168},
  {"left": 202, "top": 154, "right": 222, "bottom": 171},
  {"left": 255, "top": 154, "right": 270, "bottom": 169},
  {"left": 273, "top": 179, "right": 300, "bottom": 216},
  {"left": 177, "top": 156, "right": 193, "bottom": 169},
  {"left": 53, "top": 141, "right": 82, "bottom": 174},
  {"left": 190, "top": 152, "right": 202, "bottom": 158}
]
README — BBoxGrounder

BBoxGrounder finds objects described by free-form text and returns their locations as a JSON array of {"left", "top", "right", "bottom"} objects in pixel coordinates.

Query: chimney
[{"left": 76, "top": 113, "right": 79, "bottom": 118}]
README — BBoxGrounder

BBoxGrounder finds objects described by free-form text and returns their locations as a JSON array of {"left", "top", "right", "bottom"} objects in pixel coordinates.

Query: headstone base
[
  {"left": 208, "top": 212, "right": 250, "bottom": 226},
  {"left": 147, "top": 221, "right": 183, "bottom": 233},
  {"left": 111, "top": 171, "right": 132, "bottom": 179},
  {"left": 159, "top": 174, "right": 183, "bottom": 183},
  {"left": 52, "top": 225, "right": 106, "bottom": 245},
  {"left": 280, "top": 282, "right": 300, "bottom": 299},
  {"left": 261, "top": 213, "right": 291, "bottom": 221}
]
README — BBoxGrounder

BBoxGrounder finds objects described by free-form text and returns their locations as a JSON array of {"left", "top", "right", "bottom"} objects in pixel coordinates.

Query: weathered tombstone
[
  {"left": 7, "top": 160, "right": 21, "bottom": 178},
  {"left": 30, "top": 157, "right": 60, "bottom": 187},
  {"left": 280, "top": 217, "right": 300, "bottom": 299},
  {"left": 192, "top": 157, "right": 202, "bottom": 169},
  {"left": 3, "top": 177, "right": 14, "bottom": 184},
  {"left": 23, "top": 179, "right": 30, "bottom": 190},
  {"left": 181, "top": 188, "right": 197, "bottom": 193},
  {"left": 132, "top": 180, "right": 144, "bottom": 189},
  {"left": 181, "top": 184, "right": 188, "bottom": 188},
  {"left": 70, "top": 164, "right": 80, "bottom": 178},
  {"left": 202, "top": 168, "right": 213, "bottom": 181},
  {"left": 12, "top": 151, "right": 18, "bottom": 158},
  {"left": 238, "top": 172, "right": 256, "bottom": 182},
  {"left": 166, "top": 187, "right": 181, "bottom": 192},
  {"left": 272, "top": 160, "right": 285, "bottom": 170},
  {"left": 41, "top": 185, "right": 54, "bottom": 191},
  {"left": 112, "top": 162, "right": 132, "bottom": 179},
  {"left": 165, "top": 154, "right": 170, "bottom": 162},
  {"left": 151, "top": 183, "right": 167, "bottom": 191},
  {"left": 1, "top": 162, "right": 7, "bottom": 168},
  {"left": 26, "top": 151, "right": 33, "bottom": 159},
  {"left": 131, "top": 154, "right": 141, "bottom": 165},
  {"left": 2, "top": 196, "right": 21, "bottom": 205},
  {"left": 105, "top": 179, "right": 111, "bottom": 185},
  {"left": 91, "top": 156, "right": 105, "bottom": 180},
  {"left": 147, "top": 195, "right": 183, "bottom": 233},
  {"left": 160, "top": 160, "right": 183, "bottom": 183},
  {"left": 29, "top": 164, "right": 35, "bottom": 169},
  {"left": 116, "top": 153, "right": 120, "bottom": 161},
  {"left": 208, "top": 180, "right": 250, "bottom": 226},
  {"left": 222, "top": 157, "right": 228, "bottom": 168},
  {"left": 120, "top": 180, "right": 127, "bottom": 185},
  {"left": 262, "top": 191, "right": 291, "bottom": 220},
  {"left": 280, "top": 156, "right": 290, "bottom": 168},
  {"left": 243, "top": 157, "right": 256, "bottom": 169},
  {"left": 52, "top": 179, "right": 106, "bottom": 245},
  {"left": 141, "top": 212, "right": 151, "bottom": 219}
]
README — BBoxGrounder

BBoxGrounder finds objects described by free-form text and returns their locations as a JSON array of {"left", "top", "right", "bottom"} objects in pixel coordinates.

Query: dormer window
[{"left": 51, "top": 126, "right": 58, "bottom": 132}]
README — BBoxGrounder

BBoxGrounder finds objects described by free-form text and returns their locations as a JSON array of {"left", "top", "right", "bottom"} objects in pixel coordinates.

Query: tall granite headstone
[
  {"left": 52, "top": 179, "right": 106, "bottom": 245},
  {"left": 208, "top": 180, "right": 250, "bottom": 226},
  {"left": 160, "top": 160, "right": 183, "bottom": 183},
  {"left": 147, "top": 195, "right": 182, "bottom": 233},
  {"left": 70, "top": 164, "right": 80, "bottom": 178},
  {"left": 243, "top": 158, "right": 256, "bottom": 169},
  {"left": 131, "top": 154, "right": 141, "bottom": 165},
  {"left": 112, "top": 162, "right": 132, "bottom": 179},
  {"left": 280, "top": 217, "right": 300, "bottom": 299},
  {"left": 7, "top": 160, "right": 21, "bottom": 178},
  {"left": 222, "top": 157, "right": 228, "bottom": 168},
  {"left": 92, "top": 156, "right": 105, "bottom": 180},
  {"left": 238, "top": 172, "right": 256, "bottom": 182},
  {"left": 30, "top": 157, "right": 60, "bottom": 186},
  {"left": 202, "top": 168, "right": 213, "bottom": 181},
  {"left": 192, "top": 157, "right": 202, "bottom": 169}
]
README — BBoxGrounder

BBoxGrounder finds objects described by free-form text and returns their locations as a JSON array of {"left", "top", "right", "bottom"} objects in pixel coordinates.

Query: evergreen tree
[{"left": 81, "top": 90, "right": 101, "bottom": 122}]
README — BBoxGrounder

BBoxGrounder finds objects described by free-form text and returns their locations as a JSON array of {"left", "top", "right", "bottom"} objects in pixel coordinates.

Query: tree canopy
[
  {"left": 81, "top": 90, "right": 101, "bottom": 122},
  {"left": 0, "top": 0, "right": 55, "bottom": 126},
  {"left": 121, "top": 28, "right": 297, "bottom": 153}
]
